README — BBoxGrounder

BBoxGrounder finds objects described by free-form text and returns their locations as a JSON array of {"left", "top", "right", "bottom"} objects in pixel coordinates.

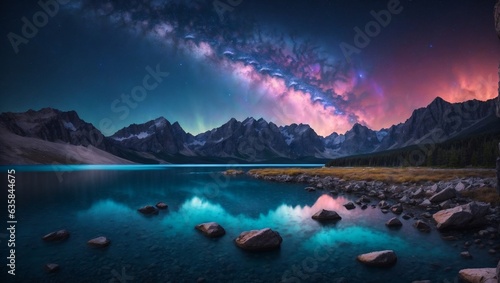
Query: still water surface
[{"left": 2, "top": 165, "right": 498, "bottom": 282}]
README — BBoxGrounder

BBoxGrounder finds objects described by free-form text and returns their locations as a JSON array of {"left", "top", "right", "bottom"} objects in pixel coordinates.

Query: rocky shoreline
[{"left": 246, "top": 170, "right": 500, "bottom": 282}]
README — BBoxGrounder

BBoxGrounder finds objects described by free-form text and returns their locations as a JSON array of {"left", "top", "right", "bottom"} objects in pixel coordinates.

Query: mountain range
[{"left": 0, "top": 97, "right": 497, "bottom": 165}]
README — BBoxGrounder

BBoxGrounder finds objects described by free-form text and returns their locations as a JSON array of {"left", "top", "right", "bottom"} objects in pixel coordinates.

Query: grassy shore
[{"left": 247, "top": 167, "right": 496, "bottom": 183}]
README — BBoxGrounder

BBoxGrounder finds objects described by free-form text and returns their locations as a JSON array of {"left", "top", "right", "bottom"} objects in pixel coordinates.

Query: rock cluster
[{"left": 249, "top": 172, "right": 497, "bottom": 232}]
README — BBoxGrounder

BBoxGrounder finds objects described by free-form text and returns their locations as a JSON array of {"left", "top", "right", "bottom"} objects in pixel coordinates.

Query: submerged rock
[
  {"left": 386, "top": 217, "right": 403, "bottom": 227},
  {"left": 235, "top": 228, "right": 282, "bottom": 251},
  {"left": 156, "top": 202, "right": 168, "bottom": 209},
  {"left": 402, "top": 213, "right": 414, "bottom": 220},
  {"left": 458, "top": 268, "right": 496, "bottom": 283},
  {"left": 44, "top": 263, "right": 60, "bottom": 273},
  {"left": 138, "top": 205, "right": 159, "bottom": 215},
  {"left": 195, "top": 222, "right": 226, "bottom": 238},
  {"left": 356, "top": 250, "right": 397, "bottom": 267},
  {"left": 305, "top": 187, "right": 316, "bottom": 192},
  {"left": 433, "top": 202, "right": 490, "bottom": 231},
  {"left": 414, "top": 220, "right": 431, "bottom": 233},
  {"left": 311, "top": 209, "right": 342, "bottom": 222},
  {"left": 461, "top": 251, "right": 472, "bottom": 259},
  {"left": 42, "top": 229, "right": 70, "bottom": 242},
  {"left": 222, "top": 169, "right": 244, "bottom": 175},
  {"left": 87, "top": 236, "right": 110, "bottom": 248}
]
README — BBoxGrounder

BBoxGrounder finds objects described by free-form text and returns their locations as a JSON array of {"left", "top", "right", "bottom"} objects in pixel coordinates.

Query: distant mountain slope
[
  {"left": 0, "top": 125, "right": 134, "bottom": 165},
  {"left": 110, "top": 117, "right": 195, "bottom": 156},
  {"left": 326, "top": 116, "right": 500, "bottom": 168},
  {"left": 0, "top": 97, "right": 496, "bottom": 164},
  {"left": 0, "top": 108, "right": 106, "bottom": 149}
]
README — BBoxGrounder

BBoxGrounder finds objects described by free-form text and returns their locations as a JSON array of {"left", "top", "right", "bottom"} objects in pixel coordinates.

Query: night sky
[{"left": 1, "top": 0, "right": 498, "bottom": 136}]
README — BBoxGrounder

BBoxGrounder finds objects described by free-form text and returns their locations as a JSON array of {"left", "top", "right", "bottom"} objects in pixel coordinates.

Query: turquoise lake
[{"left": 1, "top": 165, "right": 499, "bottom": 282}]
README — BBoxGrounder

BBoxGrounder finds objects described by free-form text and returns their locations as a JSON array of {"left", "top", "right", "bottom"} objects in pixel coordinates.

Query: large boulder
[
  {"left": 195, "top": 222, "right": 226, "bottom": 238},
  {"left": 87, "top": 236, "right": 110, "bottom": 248},
  {"left": 429, "top": 187, "right": 456, "bottom": 203},
  {"left": 311, "top": 209, "right": 342, "bottom": 222},
  {"left": 42, "top": 229, "right": 70, "bottom": 242},
  {"left": 458, "top": 268, "right": 497, "bottom": 283},
  {"left": 433, "top": 202, "right": 490, "bottom": 231},
  {"left": 356, "top": 250, "right": 397, "bottom": 267},
  {"left": 235, "top": 228, "right": 282, "bottom": 251}
]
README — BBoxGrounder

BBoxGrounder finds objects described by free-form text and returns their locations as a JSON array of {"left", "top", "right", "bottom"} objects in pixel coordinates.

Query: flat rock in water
[
  {"left": 311, "top": 209, "right": 342, "bottom": 221},
  {"left": 459, "top": 268, "right": 496, "bottom": 283},
  {"left": 138, "top": 205, "right": 159, "bottom": 215},
  {"left": 44, "top": 263, "right": 60, "bottom": 273},
  {"left": 195, "top": 222, "right": 226, "bottom": 238},
  {"left": 386, "top": 217, "right": 403, "bottom": 227},
  {"left": 87, "top": 236, "right": 110, "bottom": 248},
  {"left": 356, "top": 250, "right": 397, "bottom": 267},
  {"left": 156, "top": 202, "right": 168, "bottom": 209},
  {"left": 235, "top": 228, "right": 282, "bottom": 251},
  {"left": 344, "top": 202, "right": 356, "bottom": 210},
  {"left": 42, "top": 229, "right": 70, "bottom": 242}
]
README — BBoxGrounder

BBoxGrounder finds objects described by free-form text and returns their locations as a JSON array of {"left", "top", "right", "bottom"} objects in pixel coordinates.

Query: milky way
[{"left": 2, "top": 0, "right": 497, "bottom": 136}]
